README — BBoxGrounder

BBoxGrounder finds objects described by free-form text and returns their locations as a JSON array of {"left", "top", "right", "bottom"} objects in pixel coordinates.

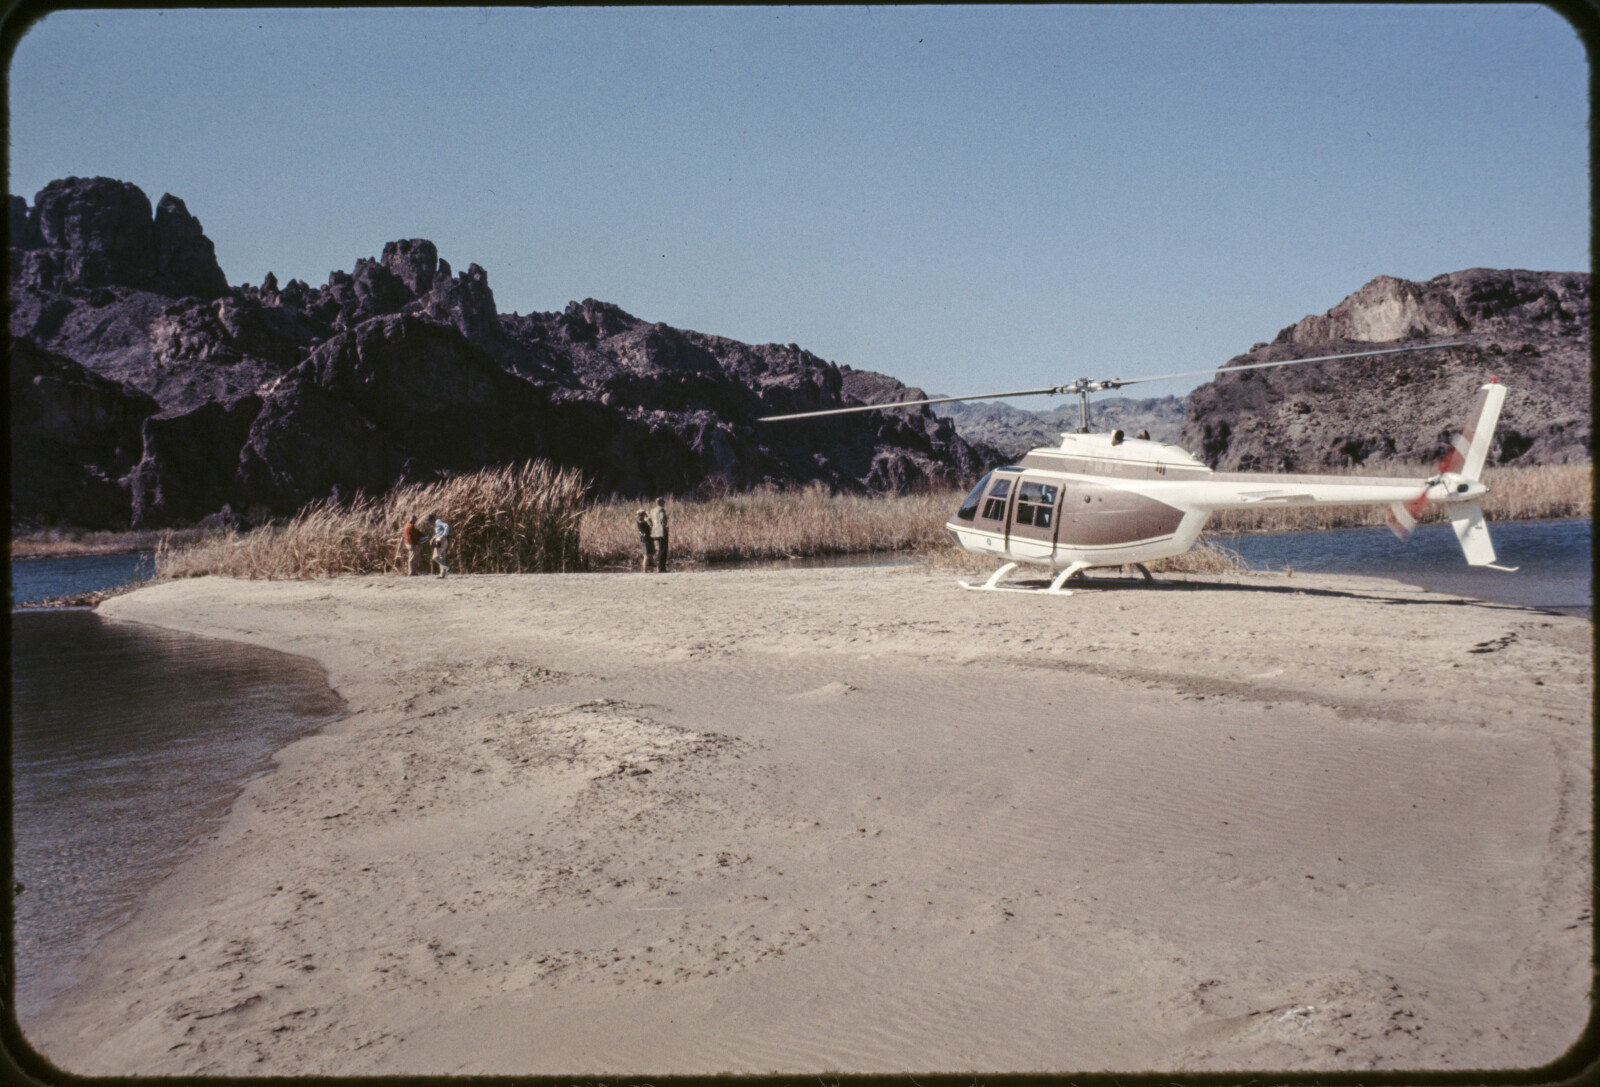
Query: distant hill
[
  {"left": 10, "top": 176, "right": 1585, "bottom": 531},
  {"left": 934, "top": 395, "right": 1188, "bottom": 460},
  {"left": 928, "top": 270, "right": 1589, "bottom": 472},
  {"left": 9, "top": 176, "right": 997, "bottom": 529},
  {"left": 1182, "top": 270, "right": 1590, "bottom": 470}
]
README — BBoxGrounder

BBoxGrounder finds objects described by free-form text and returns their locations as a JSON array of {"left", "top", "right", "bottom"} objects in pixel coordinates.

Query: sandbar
[{"left": 22, "top": 565, "right": 1593, "bottom": 1075}]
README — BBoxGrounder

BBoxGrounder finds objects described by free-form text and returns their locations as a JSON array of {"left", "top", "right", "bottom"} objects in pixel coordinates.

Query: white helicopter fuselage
[
  {"left": 945, "top": 430, "right": 1488, "bottom": 572},
  {"left": 757, "top": 349, "right": 1505, "bottom": 587}
]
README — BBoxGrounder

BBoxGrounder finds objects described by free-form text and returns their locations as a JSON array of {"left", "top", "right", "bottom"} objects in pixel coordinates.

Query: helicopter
[{"left": 759, "top": 343, "right": 1515, "bottom": 593}]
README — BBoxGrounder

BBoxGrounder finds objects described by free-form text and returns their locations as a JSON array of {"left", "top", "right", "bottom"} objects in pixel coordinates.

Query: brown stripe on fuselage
[{"left": 1057, "top": 479, "right": 1186, "bottom": 546}]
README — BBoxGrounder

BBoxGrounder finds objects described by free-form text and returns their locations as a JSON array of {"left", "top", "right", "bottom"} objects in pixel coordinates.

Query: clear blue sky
[{"left": 7, "top": 5, "right": 1589, "bottom": 398}]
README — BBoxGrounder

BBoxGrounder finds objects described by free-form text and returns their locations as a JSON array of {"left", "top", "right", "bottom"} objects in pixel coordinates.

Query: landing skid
[
  {"left": 959, "top": 561, "right": 1075, "bottom": 594},
  {"left": 958, "top": 561, "right": 1165, "bottom": 594}
]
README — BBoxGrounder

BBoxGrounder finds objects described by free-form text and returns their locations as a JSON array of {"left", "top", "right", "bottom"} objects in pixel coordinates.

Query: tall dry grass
[
  {"left": 581, "top": 483, "right": 956, "bottom": 568},
  {"left": 157, "top": 462, "right": 587, "bottom": 580}
]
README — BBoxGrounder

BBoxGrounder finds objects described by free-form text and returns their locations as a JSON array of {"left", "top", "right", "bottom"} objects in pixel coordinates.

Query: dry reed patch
[
  {"left": 580, "top": 485, "right": 961, "bottom": 568},
  {"left": 1146, "top": 538, "right": 1252, "bottom": 574},
  {"left": 157, "top": 462, "right": 587, "bottom": 580},
  {"left": 1480, "top": 463, "right": 1591, "bottom": 521}
]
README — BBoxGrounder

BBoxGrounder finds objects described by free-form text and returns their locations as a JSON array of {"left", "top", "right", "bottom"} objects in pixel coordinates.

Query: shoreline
[
  {"left": 20, "top": 566, "right": 1593, "bottom": 1075},
  {"left": 11, "top": 608, "right": 348, "bottom": 1027}
]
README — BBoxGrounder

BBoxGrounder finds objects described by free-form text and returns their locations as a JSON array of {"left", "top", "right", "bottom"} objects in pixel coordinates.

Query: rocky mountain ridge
[
  {"left": 927, "top": 270, "right": 1589, "bottom": 471},
  {"left": 9, "top": 177, "right": 1588, "bottom": 531},
  {"left": 1181, "top": 269, "right": 1590, "bottom": 470},
  {"left": 10, "top": 176, "right": 996, "bottom": 529}
]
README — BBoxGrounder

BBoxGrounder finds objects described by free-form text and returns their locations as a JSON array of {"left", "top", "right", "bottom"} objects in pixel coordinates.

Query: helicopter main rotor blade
[
  {"left": 756, "top": 341, "right": 1462, "bottom": 423},
  {"left": 1099, "top": 341, "right": 1461, "bottom": 390},
  {"left": 757, "top": 386, "right": 1066, "bottom": 422}
]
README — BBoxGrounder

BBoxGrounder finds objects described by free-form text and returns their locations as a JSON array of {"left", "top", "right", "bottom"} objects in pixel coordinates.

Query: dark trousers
[
  {"left": 640, "top": 535, "right": 655, "bottom": 570},
  {"left": 653, "top": 533, "right": 668, "bottom": 572}
]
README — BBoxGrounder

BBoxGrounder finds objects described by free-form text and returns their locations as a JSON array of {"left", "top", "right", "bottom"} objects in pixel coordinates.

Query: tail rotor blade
[
  {"left": 1436, "top": 433, "right": 1469, "bottom": 476},
  {"left": 1386, "top": 500, "right": 1417, "bottom": 540}
]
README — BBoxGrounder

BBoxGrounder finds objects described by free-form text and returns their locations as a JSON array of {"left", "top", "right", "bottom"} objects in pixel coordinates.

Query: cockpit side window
[
  {"left": 980, "top": 476, "right": 1012, "bottom": 521},
  {"left": 955, "top": 473, "right": 992, "bottom": 522}
]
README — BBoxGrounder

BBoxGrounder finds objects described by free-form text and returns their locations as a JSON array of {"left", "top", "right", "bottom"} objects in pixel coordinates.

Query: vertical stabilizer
[
  {"left": 1441, "top": 381, "right": 1507, "bottom": 481},
  {"left": 1449, "top": 500, "right": 1496, "bottom": 566}
]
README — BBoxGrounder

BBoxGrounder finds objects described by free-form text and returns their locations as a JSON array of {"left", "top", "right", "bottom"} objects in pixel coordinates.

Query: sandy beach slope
[{"left": 23, "top": 564, "right": 1592, "bottom": 1075}]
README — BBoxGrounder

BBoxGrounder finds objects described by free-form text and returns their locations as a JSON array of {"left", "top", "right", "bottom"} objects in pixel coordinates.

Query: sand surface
[{"left": 23, "top": 565, "right": 1592, "bottom": 1075}]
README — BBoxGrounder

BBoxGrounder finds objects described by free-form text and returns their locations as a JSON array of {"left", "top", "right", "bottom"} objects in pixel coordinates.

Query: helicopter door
[
  {"left": 1007, "top": 479, "right": 1060, "bottom": 561},
  {"left": 975, "top": 475, "right": 1014, "bottom": 538}
]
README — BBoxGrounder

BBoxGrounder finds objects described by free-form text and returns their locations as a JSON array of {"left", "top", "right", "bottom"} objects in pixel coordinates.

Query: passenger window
[{"left": 1015, "top": 480, "right": 1058, "bottom": 530}]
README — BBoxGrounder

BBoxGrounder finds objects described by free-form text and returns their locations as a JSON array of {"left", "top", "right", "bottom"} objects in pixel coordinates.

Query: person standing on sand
[
  {"left": 427, "top": 513, "right": 451, "bottom": 578},
  {"left": 636, "top": 508, "right": 655, "bottom": 572},
  {"left": 401, "top": 514, "right": 425, "bottom": 576},
  {"left": 648, "top": 497, "right": 669, "bottom": 572}
]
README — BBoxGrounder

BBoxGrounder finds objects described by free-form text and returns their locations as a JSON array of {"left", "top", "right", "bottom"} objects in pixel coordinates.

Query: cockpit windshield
[{"left": 955, "top": 473, "right": 992, "bottom": 521}]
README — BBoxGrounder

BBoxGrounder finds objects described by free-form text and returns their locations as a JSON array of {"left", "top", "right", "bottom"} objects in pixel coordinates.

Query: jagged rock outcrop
[
  {"left": 11, "top": 177, "right": 228, "bottom": 300},
  {"left": 10, "top": 337, "right": 159, "bottom": 528},
  {"left": 1276, "top": 269, "right": 1589, "bottom": 345},
  {"left": 1182, "top": 269, "right": 1590, "bottom": 471},
  {"left": 497, "top": 308, "right": 996, "bottom": 495},
  {"left": 11, "top": 177, "right": 997, "bottom": 527},
  {"left": 35, "top": 177, "right": 1582, "bottom": 532},
  {"left": 129, "top": 395, "right": 265, "bottom": 528}
]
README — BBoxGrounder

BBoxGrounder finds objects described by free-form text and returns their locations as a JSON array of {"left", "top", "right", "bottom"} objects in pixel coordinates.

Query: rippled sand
[{"left": 27, "top": 565, "right": 1592, "bottom": 1075}]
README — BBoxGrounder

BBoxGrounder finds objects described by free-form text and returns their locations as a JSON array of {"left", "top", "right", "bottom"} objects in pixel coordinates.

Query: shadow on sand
[{"left": 983, "top": 571, "right": 1566, "bottom": 615}]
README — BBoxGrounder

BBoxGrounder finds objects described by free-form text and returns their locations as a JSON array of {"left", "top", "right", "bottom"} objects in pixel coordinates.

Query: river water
[
  {"left": 1213, "top": 517, "right": 1591, "bottom": 618},
  {"left": 9, "top": 551, "right": 155, "bottom": 607},
  {"left": 10, "top": 610, "right": 345, "bottom": 1022},
  {"left": 7, "top": 520, "right": 1588, "bottom": 1020}
]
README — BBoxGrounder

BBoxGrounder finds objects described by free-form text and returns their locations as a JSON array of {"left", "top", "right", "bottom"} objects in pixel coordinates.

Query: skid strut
[
  {"left": 958, "top": 560, "right": 1167, "bottom": 594},
  {"left": 959, "top": 560, "right": 1092, "bottom": 594}
]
